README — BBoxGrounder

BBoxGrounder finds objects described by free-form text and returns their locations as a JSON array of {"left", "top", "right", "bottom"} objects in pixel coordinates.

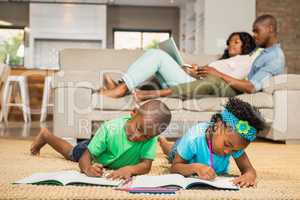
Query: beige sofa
[{"left": 53, "top": 49, "right": 300, "bottom": 144}]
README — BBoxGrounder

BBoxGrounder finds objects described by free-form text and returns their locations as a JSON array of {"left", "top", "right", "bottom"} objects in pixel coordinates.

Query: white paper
[{"left": 15, "top": 170, "right": 122, "bottom": 186}]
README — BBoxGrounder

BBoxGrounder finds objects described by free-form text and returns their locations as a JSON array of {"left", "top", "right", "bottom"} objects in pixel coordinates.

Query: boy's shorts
[
  {"left": 68, "top": 139, "right": 90, "bottom": 162},
  {"left": 168, "top": 138, "right": 181, "bottom": 163}
]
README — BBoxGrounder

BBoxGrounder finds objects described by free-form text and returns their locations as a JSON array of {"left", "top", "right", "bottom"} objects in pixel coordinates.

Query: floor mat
[{"left": 0, "top": 138, "right": 300, "bottom": 200}]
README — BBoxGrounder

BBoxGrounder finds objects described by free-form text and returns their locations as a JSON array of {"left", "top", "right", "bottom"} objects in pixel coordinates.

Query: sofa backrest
[
  {"left": 59, "top": 48, "right": 219, "bottom": 72},
  {"left": 59, "top": 49, "right": 144, "bottom": 72}
]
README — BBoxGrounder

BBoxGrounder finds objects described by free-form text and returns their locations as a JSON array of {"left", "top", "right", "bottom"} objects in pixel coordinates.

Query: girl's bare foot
[
  {"left": 99, "top": 83, "right": 128, "bottom": 98},
  {"left": 30, "top": 128, "right": 51, "bottom": 155},
  {"left": 158, "top": 136, "right": 174, "bottom": 156},
  {"left": 103, "top": 74, "right": 118, "bottom": 89}
]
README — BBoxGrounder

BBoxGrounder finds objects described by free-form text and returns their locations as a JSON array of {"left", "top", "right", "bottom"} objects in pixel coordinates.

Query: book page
[
  {"left": 14, "top": 171, "right": 71, "bottom": 185},
  {"left": 65, "top": 171, "right": 122, "bottom": 186},
  {"left": 129, "top": 174, "right": 186, "bottom": 188},
  {"left": 15, "top": 170, "right": 122, "bottom": 187},
  {"left": 184, "top": 176, "right": 239, "bottom": 190}
]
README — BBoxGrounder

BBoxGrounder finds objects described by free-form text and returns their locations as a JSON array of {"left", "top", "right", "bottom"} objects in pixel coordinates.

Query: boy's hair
[
  {"left": 138, "top": 100, "right": 172, "bottom": 134},
  {"left": 210, "top": 97, "right": 266, "bottom": 132}
]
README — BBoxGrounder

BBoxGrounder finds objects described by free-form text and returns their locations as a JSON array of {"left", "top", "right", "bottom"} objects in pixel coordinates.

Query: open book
[
  {"left": 159, "top": 37, "right": 193, "bottom": 68},
  {"left": 124, "top": 174, "right": 239, "bottom": 190},
  {"left": 15, "top": 170, "right": 238, "bottom": 191},
  {"left": 14, "top": 170, "right": 123, "bottom": 186}
]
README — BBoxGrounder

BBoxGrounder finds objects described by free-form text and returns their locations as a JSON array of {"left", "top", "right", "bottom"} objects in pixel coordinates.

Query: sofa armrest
[
  {"left": 262, "top": 74, "right": 300, "bottom": 94},
  {"left": 53, "top": 70, "right": 102, "bottom": 90}
]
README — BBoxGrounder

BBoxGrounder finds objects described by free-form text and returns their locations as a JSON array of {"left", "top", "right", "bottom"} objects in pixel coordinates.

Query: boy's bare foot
[
  {"left": 30, "top": 128, "right": 51, "bottom": 155},
  {"left": 99, "top": 83, "right": 128, "bottom": 98},
  {"left": 158, "top": 136, "right": 174, "bottom": 156},
  {"left": 103, "top": 74, "right": 118, "bottom": 90}
]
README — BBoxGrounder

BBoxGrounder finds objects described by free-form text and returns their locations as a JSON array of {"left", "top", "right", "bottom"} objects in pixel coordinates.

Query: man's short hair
[{"left": 254, "top": 14, "right": 278, "bottom": 33}]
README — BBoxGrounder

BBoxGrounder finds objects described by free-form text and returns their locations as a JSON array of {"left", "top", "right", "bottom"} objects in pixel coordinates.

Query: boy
[{"left": 31, "top": 100, "right": 171, "bottom": 179}]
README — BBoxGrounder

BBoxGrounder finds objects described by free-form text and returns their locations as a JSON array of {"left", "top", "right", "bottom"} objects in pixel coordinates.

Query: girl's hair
[
  {"left": 220, "top": 32, "right": 256, "bottom": 59},
  {"left": 209, "top": 97, "right": 266, "bottom": 132}
]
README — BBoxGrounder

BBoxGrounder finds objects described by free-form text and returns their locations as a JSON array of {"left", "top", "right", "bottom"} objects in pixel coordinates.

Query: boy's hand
[
  {"left": 84, "top": 163, "right": 104, "bottom": 177},
  {"left": 107, "top": 166, "right": 133, "bottom": 180},
  {"left": 232, "top": 173, "right": 257, "bottom": 188},
  {"left": 192, "top": 163, "right": 216, "bottom": 180}
]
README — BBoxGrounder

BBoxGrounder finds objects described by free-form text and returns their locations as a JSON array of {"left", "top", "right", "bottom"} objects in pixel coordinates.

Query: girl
[{"left": 159, "top": 97, "right": 266, "bottom": 188}]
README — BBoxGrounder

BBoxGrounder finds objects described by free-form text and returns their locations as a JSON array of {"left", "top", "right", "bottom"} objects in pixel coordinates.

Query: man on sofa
[
  {"left": 100, "top": 14, "right": 285, "bottom": 100},
  {"left": 197, "top": 14, "right": 285, "bottom": 94}
]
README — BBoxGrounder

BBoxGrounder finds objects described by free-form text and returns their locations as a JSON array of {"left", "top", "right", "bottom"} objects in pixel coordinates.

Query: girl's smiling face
[{"left": 209, "top": 121, "right": 249, "bottom": 156}]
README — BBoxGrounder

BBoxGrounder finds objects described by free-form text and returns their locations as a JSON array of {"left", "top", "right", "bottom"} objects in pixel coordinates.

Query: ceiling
[{"left": 3, "top": 0, "right": 184, "bottom": 7}]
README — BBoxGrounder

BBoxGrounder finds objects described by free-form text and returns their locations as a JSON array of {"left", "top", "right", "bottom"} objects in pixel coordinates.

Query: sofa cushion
[
  {"left": 92, "top": 94, "right": 135, "bottom": 111},
  {"left": 92, "top": 95, "right": 183, "bottom": 111},
  {"left": 183, "top": 92, "right": 273, "bottom": 112}
]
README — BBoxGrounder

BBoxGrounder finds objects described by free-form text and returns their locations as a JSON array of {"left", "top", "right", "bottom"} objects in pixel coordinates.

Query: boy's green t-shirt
[{"left": 87, "top": 115, "right": 158, "bottom": 169}]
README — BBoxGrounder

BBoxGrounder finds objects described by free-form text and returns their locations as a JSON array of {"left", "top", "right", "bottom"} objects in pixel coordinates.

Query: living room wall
[
  {"left": 256, "top": 0, "right": 300, "bottom": 74},
  {"left": 106, "top": 5, "right": 179, "bottom": 48}
]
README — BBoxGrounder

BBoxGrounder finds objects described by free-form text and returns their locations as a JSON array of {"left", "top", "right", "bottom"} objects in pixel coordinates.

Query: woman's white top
[{"left": 208, "top": 48, "right": 263, "bottom": 80}]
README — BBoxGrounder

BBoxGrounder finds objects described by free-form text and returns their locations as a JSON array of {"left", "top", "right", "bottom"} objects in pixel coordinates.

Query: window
[
  {"left": 0, "top": 28, "right": 25, "bottom": 66},
  {"left": 114, "top": 30, "right": 170, "bottom": 50}
]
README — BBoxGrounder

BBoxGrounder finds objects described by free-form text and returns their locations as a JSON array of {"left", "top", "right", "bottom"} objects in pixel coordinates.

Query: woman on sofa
[{"left": 100, "top": 32, "right": 258, "bottom": 99}]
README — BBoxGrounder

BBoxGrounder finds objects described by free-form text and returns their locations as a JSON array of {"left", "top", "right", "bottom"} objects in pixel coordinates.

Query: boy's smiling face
[
  {"left": 210, "top": 121, "right": 249, "bottom": 156},
  {"left": 125, "top": 108, "right": 159, "bottom": 142}
]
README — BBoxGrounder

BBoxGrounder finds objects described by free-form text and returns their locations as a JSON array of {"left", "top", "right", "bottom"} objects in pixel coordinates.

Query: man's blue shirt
[{"left": 248, "top": 43, "right": 285, "bottom": 91}]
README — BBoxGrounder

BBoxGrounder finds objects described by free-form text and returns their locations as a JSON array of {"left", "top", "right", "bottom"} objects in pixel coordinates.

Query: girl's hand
[
  {"left": 232, "top": 172, "right": 257, "bottom": 188},
  {"left": 191, "top": 163, "right": 216, "bottom": 180}
]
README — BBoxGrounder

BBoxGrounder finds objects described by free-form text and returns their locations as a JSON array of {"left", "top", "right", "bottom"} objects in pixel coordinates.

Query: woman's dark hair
[
  {"left": 220, "top": 32, "right": 256, "bottom": 59},
  {"left": 209, "top": 97, "right": 266, "bottom": 132}
]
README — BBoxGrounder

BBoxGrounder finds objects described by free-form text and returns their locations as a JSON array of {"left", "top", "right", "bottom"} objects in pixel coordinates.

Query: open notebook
[
  {"left": 123, "top": 174, "right": 239, "bottom": 190},
  {"left": 14, "top": 170, "right": 123, "bottom": 186}
]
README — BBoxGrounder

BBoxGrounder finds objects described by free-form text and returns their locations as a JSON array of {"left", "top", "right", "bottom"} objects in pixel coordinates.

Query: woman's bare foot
[
  {"left": 158, "top": 136, "right": 174, "bottom": 156},
  {"left": 30, "top": 128, "right": 51, "bottom": 155},
  {"left": 103, "top": 74, "right": 118, "bottom": 89},
  {"left": 99, "top": 83, "right": 128, "bottom": 98}
]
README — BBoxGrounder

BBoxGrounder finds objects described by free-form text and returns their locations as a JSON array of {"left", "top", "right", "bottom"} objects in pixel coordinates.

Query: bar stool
[
  {"left": 1, "top": 75, "right": 31, "bottom": 122},
  {"left": 40, "top": 76, "right": 54, "bottom": 122}
]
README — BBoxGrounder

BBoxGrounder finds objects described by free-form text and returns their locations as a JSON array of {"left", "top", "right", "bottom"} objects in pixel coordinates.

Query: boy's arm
[
  {"left": 170, "top": 154, "right": 216, "bottom": 180},
  {"left": 233, "top": 152, "right": 257, "bottom": 187},
  {"left": 107, "top": 159, "right": 152, "bottom": 180},
  {"left": 79, "top": 150, "right": 104, "bottom": 177},
  {"left": 197, "top": 66, "right": 256, "bottom": 93}
]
